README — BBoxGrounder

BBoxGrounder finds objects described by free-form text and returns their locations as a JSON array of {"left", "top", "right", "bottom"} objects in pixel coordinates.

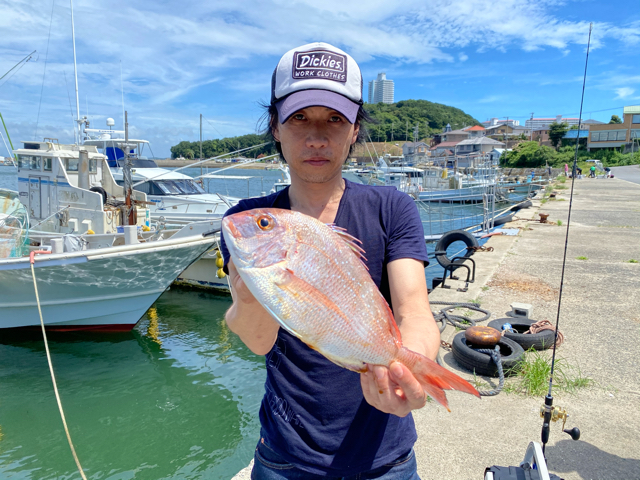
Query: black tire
[
  {"left": 488, "top": 318, "right": 556, "bottom": 351},
  {"left": 493, "top": 212, "right": 514, "bottom": 226},
  {"left": 90, "top": 186, "right": 108, "bottom": 205},
  {"left": 511, "top": 199, "right": 532, "bottom": 211},
  {"left": 452, "top": 332, "right": 524, "bottom": 377},
  {"left": 434, "top": 230, "right": 478, "bottom": 269}
]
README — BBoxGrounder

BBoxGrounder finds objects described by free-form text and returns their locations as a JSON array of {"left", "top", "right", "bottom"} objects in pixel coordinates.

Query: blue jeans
[{"left": 251, "top": 440, "right": 420, "bottom": 480}]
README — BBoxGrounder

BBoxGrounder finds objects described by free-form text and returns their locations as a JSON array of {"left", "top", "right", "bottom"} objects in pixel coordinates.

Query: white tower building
[{"left": 368, "top": 73, "right": 394, "bottom": 104}]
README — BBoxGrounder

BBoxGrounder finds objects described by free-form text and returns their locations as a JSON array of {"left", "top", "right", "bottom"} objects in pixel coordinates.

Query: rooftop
[
  {"left": 466, "top": 125, "right": 485, "bottom": 131},
  {"left": 457, "top": 137, "right": 505, "bottom": 146}
]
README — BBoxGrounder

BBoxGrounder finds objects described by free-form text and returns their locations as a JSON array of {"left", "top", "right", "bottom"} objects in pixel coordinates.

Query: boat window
[
  {"left": 155, "top": 180, "right": 182, "bottom": 195},
  {"left": 148, "top": 182, "right": 166, "bottom": 195},
  {"left": 43, "top": 157, "right": 52, "bottom": 171},
  {"left": 66, "top": 158, "right": 79, "bottom": 171},
  {"left": 89, "top": 159, "right": 98, "bottom": 173},
  {"left": 17, "top": 155, "right": 29, "bottom": 169},
  {"left": 115, "top": 179, "right": 152, "bottom": 195},
  {"left": 115, "top": 158, "right": 158, "bottom": 168},
  {"left": 174, "top": 179, "right": 205, "bottom": 194},
  {"left": 30, "top": 156, "right": 41, "bottom": 170}
]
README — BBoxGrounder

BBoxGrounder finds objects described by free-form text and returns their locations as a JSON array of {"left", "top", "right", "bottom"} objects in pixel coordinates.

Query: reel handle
[{"left": 563, "top": 427, "right": 580, "bottom": 441}]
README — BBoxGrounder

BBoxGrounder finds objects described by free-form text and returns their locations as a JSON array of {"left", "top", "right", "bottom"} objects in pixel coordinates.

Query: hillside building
[
  {"left": 587, "top": 106, "right": 640, "bottom": 152},
  {"left": 482, "top": 118, "right": 519, "bottom": 127},
  {"left": 525, "top": 115, "right": 580, "bottom": 129},
  {"left": 368, "top": 73, "right": 394, "bottom": 104}
]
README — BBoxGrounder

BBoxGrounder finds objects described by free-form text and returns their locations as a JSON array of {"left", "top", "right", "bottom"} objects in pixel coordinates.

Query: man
[{"left": 220, "top": 42, "right": 439, "bottom": 479}]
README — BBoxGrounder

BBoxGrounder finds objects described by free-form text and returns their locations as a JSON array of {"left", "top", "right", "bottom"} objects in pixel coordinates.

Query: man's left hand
[{"left": 360, "top": 362, "right": 427, "bottom": 417}]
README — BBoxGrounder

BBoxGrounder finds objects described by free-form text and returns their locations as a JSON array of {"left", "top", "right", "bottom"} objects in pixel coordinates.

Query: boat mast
[
  {"left": 70, "top": 0, "right": 81, "bottom": 144},
  {"left": 123, "top": 111, "right": 135, "bottom": 226}
]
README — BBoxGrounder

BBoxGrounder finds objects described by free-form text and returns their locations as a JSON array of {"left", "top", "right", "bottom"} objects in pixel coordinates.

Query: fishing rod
[
  {"left": 0, "top": 50, "right": 36, "bottom": 88},
  {"left": 485, "top": 24, "right": 593, "bottom": 480},
  {"left": 538, "top": 22, "right": 592, "bottom": 456}
]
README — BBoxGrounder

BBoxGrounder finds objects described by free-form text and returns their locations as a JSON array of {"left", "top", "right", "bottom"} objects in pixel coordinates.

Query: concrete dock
[
  {"left": 232, "top": 170, "right": 640, "bottom": 480},
  {"left": 416, "top": 172, "right": 640, "bottom": 480}
]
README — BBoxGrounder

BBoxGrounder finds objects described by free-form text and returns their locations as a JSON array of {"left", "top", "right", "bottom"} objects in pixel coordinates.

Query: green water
[{"left": 0, "top": 288, "right": 264, "bottom": 479}]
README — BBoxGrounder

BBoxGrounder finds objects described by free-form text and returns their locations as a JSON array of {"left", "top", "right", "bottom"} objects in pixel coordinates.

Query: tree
[
  {"left": 609, "top": 115, "right": 622, "bottom": 124},
  {"left": 548, "top": 122, "right": 569, "bottom": 150}
]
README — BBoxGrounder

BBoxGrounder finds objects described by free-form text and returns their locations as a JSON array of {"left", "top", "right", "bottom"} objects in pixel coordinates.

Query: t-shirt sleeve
[{"left": 386, "top": 192, "right": 430, "bottom": 266}]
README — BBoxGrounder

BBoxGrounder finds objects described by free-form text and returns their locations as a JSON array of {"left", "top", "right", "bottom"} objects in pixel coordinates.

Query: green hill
[
  {"left": 364, "top": 100, "right": 481, "bottom": 143},
  {"left": 169, "top": 100, "right": 480, "bottom": 158}
]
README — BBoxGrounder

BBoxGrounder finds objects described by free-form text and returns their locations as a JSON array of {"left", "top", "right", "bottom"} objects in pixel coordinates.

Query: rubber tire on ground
[
  {"left": 434, "top": 229, "right": 478, "bottom": 270},
  {"left": 488, "top": 318, "right": 556, "bottom": 351},
  {"left": 511, "top": 199, "right": 532, "bottom": 211},
  {"left": 452, "top": 332, "right": 524, "bottom": 377},
  {"left": 90, "top": 186, "right": 108, "bottom": 205},
  {"left": 493, "top": 212, "right": 514, "bottom": 226}
]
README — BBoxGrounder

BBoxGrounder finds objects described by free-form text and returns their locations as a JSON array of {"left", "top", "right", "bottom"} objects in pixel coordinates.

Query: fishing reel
[{"left": 539, "top": 403, "right": 580, "bottom": 441}]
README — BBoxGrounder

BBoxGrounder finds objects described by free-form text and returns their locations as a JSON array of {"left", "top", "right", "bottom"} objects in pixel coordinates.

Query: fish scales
[{"left": 223, "top": 208, "right": 480, "bottom": 410}]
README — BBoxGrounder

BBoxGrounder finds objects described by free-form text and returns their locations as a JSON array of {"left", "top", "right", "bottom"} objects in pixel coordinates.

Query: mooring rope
[{"left": 30, "top": 252, "right": 88, "bottom": 480}]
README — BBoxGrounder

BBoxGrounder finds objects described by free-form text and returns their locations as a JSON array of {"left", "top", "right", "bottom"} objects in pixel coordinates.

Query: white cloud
[
  {"left": 615, "top": 87, "right": 635, "bottom": 99},
  {"left": 0, "top": 0, "right": 638, "bottom": 157}
]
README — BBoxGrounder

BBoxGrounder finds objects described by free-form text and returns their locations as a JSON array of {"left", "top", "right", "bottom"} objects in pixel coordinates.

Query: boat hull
[{"left": 0, "top": 236, "right": 215, "bottom": 329}]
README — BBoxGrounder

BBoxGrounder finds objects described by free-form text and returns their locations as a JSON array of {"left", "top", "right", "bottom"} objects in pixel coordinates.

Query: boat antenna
[
  {"left": 120, "top": 60, "right": 125, "bottom": 129},
  {"left": 540, "top": 22, "right": 592, "bottom": 455},
  {"left": 70, "top": 0, "right": 81, "bottom": 144}
]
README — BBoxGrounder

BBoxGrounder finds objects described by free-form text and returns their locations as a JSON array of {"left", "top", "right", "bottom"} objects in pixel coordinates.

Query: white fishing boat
[
  {"left": 1, "top": 138, "right": 223, "bottom": 329},
  {"left": 82, "top": 119, "right": 239, "bottom": 223}
]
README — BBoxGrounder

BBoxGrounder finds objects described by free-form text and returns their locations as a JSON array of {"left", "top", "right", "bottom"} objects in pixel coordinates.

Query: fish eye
[{"left": 257, "top": 215, "right": 274, "bottom": 231}]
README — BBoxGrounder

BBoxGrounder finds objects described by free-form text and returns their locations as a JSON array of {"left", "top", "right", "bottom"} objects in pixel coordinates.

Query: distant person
[
  {"left": 605, "top": 167, "right": 612, "bottom": 178},
  {"left": 576, "top": 167, "right": 582, "bottom": 177},
  {"left": 564, "top": 164, "right": 569, "bottom": 177},
  {"left": 590, "top": 165, "right": 596, "bottom": 178},
  {"left": 530, "top": 170, "right": 535, "bottom": 181},
  {"left": 547, "top": 166, "right": 552, "bottom": 176}
]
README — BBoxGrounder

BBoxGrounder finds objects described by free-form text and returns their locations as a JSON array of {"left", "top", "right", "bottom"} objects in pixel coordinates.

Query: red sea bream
[{"left": 222, "top": 208, "right": 480, "bottom": 410}]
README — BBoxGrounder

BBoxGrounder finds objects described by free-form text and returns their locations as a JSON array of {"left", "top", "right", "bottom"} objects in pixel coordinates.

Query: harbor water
[{"left": 0, "top": 165, "right": 490, "bottom": 478}]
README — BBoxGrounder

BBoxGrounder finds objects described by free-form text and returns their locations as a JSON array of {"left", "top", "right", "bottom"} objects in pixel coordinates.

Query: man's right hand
[
  {"left": 227, "top": 260, "right": 258, "bottom": 305},
  {"left": 225, "top": 259, "right": 280, "bottom": 355}
]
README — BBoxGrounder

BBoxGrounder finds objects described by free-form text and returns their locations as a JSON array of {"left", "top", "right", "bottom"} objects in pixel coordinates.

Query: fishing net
[{"left": 0, "top": 188, "right": 29, "bottom": 258}]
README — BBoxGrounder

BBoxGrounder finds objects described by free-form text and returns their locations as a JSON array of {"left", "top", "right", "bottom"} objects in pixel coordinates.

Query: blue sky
[{"left": 1, "top": 0, "right": 638, "bottom": 158}]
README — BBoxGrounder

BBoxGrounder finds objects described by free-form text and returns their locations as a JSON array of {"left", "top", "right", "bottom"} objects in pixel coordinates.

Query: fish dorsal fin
[{"left": 327, "top": 224, "right": 368, "bottom": 268}]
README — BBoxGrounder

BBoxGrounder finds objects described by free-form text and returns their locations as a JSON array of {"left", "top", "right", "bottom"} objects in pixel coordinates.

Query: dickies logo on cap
[
  {"left": 292, "top": 50, "right": 347, "bottom": 83},
  {"left": 272, "top": 42, "right": 363, "bottom": 124}
]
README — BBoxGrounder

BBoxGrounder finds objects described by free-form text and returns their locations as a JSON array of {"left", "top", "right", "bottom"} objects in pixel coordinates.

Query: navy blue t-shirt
[{"left": 220, "top": 179, "right": 429, "bottom": 476}]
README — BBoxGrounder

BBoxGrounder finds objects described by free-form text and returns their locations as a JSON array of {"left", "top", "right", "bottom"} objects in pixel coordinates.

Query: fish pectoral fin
[{"left": 260, "top": 301, "right": 303, "bottom": 340}]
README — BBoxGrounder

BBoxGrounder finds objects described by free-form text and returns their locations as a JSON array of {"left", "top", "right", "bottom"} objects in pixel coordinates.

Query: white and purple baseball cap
[{"left": 271, "top": 42, "right": 363, "bottom": 124}]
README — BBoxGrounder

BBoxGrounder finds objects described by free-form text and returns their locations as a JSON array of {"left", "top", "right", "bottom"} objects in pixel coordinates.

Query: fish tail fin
[{"left": 397, "top": 347, "right": 480, "bottom": 412}]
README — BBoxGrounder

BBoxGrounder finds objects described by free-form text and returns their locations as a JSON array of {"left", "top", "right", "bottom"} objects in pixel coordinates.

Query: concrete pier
[{"left": 416, "top": 174, "right": 640, "bottom": 480}]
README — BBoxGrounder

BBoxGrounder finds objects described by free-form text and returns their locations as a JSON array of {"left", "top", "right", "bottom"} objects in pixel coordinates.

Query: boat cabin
[{"left": 14, "top": 140, "right": 148, "bottom": 235}]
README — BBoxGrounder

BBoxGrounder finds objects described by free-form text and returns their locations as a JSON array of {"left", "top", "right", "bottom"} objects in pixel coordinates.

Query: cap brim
[{"left": 275, "top": 90, "right": 359, "bottom": 124}]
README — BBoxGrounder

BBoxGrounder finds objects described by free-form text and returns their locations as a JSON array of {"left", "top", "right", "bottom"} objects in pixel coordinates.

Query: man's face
[{"left": 273, "top": 106, "right": 359, "bottom": 184}]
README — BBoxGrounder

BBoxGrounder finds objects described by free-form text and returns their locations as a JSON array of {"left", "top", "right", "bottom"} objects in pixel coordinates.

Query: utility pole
[
  {"left": 406, "top": 120, "right": 408, "bottom": 142},
  {"left": 391, "top": 121, "right": 394, "bottom": 142},
  {"left": 530, "top": 112, "right": 534, "bottom": 141}
]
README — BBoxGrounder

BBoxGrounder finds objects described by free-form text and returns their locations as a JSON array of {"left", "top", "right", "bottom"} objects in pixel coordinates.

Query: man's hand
[
  {"left": 227, "top": 260, "right": 257, "bottom": 305},
  {"left": 360, "top": 362, "right": 427, "bottom": 417},
  {"left": 225, "top": 259, "right": 280, "bottom": 355}
]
